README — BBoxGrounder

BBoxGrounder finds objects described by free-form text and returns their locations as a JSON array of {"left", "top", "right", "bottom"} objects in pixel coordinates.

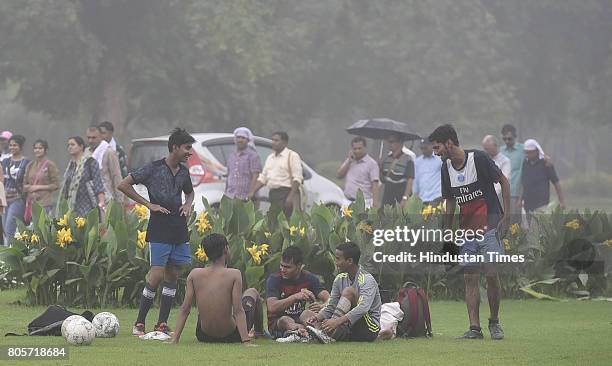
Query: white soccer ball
[
  {"left": 92, "top": 312, "right": 120, "bottom": 338},
  {"left": 61, "top": 315, "right": 86, "bottom": 340},
  {"left": 65, "top": 318, "right": 96, "bottom": 346}
]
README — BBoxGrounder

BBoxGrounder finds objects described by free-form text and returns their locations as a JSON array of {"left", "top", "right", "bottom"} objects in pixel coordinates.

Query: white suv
[{"left": 127, "top": 133, "right": 348, "bottom": 212}]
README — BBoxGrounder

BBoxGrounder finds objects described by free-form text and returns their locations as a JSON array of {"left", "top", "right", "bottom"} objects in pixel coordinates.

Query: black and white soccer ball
[
  {"left": 65, "top": 318, "right": 96, "bottom": 346},
  {"left": 92, "top": 312, "right": 120, "bottom": 338},
  {"left": 61, "top": 315, "right": 86, "bottom": 340}
]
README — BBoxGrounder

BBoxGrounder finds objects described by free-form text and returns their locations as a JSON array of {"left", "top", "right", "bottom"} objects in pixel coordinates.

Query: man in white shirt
[
  {"left": 483, "top": 135, "right": 511, "bottom": 206},
  {"left": 248, "top": 131, "right": 303, "bottom": 217}
]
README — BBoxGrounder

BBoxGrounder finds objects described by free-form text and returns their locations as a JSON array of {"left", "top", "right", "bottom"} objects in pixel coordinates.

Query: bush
[{"left": 1, "top": 195, "right": 612, "bottom": 307}]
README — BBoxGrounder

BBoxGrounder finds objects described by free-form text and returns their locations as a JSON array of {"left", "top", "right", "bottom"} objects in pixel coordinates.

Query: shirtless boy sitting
[{"left": 171, "top": 233, "right": 263, "bottom": 345}]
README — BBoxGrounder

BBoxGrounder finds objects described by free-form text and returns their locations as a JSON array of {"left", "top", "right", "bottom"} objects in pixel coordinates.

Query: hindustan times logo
[{"left": 372, "top": 227, "right": 485, "bottom": 247}]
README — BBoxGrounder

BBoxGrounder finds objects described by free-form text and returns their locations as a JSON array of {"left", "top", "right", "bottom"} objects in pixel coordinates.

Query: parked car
[{"left": 127, "top": 133, "right": 349, "bottom": 213}]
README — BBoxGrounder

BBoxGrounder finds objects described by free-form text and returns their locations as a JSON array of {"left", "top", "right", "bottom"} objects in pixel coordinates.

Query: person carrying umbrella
[{"left": 345, "top": 118, "right": 419, "bottom": 209}]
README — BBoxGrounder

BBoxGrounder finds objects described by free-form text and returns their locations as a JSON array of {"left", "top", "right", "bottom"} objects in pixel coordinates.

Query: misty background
[{"left": 1, "top": 0, "right": 611, "bottom": 208}]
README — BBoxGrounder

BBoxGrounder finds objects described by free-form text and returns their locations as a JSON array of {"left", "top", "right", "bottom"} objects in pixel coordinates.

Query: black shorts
[
  {"left": 333, "top": 315, "right": 379, "bottom": 342},
  {"left": 195, "top": 296, "right": 256, "bottom": 343}
]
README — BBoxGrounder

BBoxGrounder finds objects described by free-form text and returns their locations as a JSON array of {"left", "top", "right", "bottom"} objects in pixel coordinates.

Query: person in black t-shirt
[
  {"left": 520, "top": 139, "right": 565, "bottom": 213},
  {"left": 118, "top": 128, "right": 195, "bottom": 337},
  {"left": 429, "top": 124, "right": 510, "bottom": 341},
  {"left": 266, "top": 246, "right": 329, "bottom": 340}
]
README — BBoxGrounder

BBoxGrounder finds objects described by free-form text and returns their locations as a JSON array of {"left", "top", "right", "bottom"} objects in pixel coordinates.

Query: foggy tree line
[{"left": 0, "top": 0, "right": 611, "bottom": 176}]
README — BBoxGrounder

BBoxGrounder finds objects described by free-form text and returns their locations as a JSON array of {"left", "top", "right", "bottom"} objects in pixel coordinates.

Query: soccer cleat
[
  {"left": 132, "top": 323, "right": 145, "bottom": 337},
  {"left": 153, "top": 322, "right": 172, "bottom": 336},
  {"left": 488, "top": 320, "right": 505, "bottom": 340},
  {"left": 306, "top": 326, "right": 335, "bottom": 344},
  {"left": 456, "top": 329, "right": 484, "bottom": 340}
]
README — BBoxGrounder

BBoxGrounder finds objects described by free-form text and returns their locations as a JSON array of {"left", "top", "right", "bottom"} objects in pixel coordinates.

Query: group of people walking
[{"left": 0, "top": 122, "right": 127, "bottom": 245}]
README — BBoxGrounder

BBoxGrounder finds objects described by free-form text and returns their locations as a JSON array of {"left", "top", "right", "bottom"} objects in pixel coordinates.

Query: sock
[
  {"left": 158, "top": 282, "right": 177, "bottom": 325},
  {"left": 488, "top": 318, "right": 499, "bottom": 325},
  {"left": 331, "top": 297, "right": 352, "bottom": 319},
  {"left": 470, "top": 325, "right": 482, "bottom": 332},
  {"left": 136, "top": 283, "right": 156, "bottom": 325}
]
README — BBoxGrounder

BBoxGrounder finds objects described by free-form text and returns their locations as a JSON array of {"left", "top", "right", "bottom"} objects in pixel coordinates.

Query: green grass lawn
[{"left": 1, "top": 289, "right": 611, "bottom": 365}]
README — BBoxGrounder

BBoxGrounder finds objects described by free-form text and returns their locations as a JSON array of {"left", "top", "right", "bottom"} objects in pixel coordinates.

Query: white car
[{"left": 127, "top": 133, "right": 349, "bottom": 213}]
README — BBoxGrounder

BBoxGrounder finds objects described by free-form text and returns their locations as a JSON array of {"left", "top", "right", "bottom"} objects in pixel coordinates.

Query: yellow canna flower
[
  {"left": 421, "top": 205, "right": 434, "bottom": 219},
  {"left": 195, "top": 211, "right": 212, "bottom": 234},
  {"left": 252, "top": 252, "right": 262, "bottom": 265},
  {"left": 289, "top": 226, "right": 298, "bottom": 236},
  {"left": 58, "top": 213, "right": 69, "bottom": 227},
  {"left": 195, "top": 245, "right": 208, "bottom": 262},
  {"left": 603, "top": 239, "right": 612, "bottom": 247},
  {"left": 299, "top": 227, "right": 305, "bottom": 237},
  {"left": 341, "top": 206, "right": 353, "bottom": 218},
  {"left": 259, "top": 244, "right": 269, "bottom": 256},
  {"left": 75, "top": 217, "right": 86, "bottom": 229},
  {"left": 30, "top": 234, "right": 40, "bottom": 244},
  {"left": 133, "top": 204, "right": 149, "bottom": 222},
  {"left": 137, "top": 230, "right": 147, "bottom": 249},
  {"left": 247, "top": 244, "right": 262, "bottom": 265},
  {"left": 503, "top": 238, "right": 510, "bottom": 251},
  {"left": 247, "top": 244, "right": 258, "bottom": 256},
  {"left": 357, "top": 221, "right": 373, "bottom": 234},
  {"left": 564, "top": 219, "right": 580, "bottom": 230},
  {"left": 14, "top": 231, "right": 23, "bottom": 241},
  {"left": 264, "top": 231, "right": 271, "bottom": 238},
  {"left": 56, "top": 227, "right": 73, "bottom": 248},
  {"left": 510, "top": 223, "right": 520, "bottom": 236}
]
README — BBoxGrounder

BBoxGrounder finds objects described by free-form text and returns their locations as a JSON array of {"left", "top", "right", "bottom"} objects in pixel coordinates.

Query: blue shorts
[
  {"left": 459, "top": 228, "right": 504, "bottom": 267},
  {"left": 149, "top": 242, "right": 192, "bottom": 267}
]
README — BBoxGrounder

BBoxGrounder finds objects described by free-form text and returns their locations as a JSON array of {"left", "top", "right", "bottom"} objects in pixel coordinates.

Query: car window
[
  {"left": 206, "top": 142, "right": 312, "bottom": 180},
  {"left": 129, "top": 142, "right": 167, "bottom": 171}
]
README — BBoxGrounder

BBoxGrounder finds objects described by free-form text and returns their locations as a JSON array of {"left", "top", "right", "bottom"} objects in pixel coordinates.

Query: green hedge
[{"left": 1, "top": 193, "right": 611, "bottom": 307}]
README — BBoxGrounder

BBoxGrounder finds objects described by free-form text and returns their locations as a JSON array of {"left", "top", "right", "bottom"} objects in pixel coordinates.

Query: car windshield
[{"left": 129, "top": 142, "right": 168, "bottom": 170}]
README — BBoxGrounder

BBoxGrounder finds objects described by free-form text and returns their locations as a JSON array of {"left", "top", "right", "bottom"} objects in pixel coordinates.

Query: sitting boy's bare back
[{"left": 189, "top": 266, "right": 242, "bottom": 337}]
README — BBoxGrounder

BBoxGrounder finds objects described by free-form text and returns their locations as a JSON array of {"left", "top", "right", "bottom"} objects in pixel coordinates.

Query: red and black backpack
[{"left": 396, "top": 282, "right": 432, "bottom": 338}]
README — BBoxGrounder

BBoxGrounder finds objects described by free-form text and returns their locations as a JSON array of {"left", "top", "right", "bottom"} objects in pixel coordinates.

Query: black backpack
[
  {"left": 396, "top": 282, "right": 433, "bottom": 338},
  {"left": 5, "top": 305, "right": 94, "bottom": 336}
]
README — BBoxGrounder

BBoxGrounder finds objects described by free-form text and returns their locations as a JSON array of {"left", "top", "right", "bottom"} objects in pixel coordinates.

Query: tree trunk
[{"left": 94, "top": 48, "right": 128, "bottom": 142}]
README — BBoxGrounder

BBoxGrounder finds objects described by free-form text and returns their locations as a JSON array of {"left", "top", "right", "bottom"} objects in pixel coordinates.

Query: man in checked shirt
[{"left": 224, "top": 127, "right": 262, "bottom": 201}]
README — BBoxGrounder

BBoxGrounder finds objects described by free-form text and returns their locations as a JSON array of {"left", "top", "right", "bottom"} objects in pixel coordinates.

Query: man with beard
[{"left": 429, "top": 124, "right": 509, "bottom": 340}]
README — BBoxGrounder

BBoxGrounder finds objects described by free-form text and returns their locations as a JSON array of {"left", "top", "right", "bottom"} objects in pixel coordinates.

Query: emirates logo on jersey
[{"left": 456, "top": 186, "right": 484, "bottom": 204}]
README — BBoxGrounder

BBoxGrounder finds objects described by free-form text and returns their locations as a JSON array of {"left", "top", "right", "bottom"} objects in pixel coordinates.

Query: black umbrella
[{"left": 346, "top": 118, "right": 421, "bottom": 141}]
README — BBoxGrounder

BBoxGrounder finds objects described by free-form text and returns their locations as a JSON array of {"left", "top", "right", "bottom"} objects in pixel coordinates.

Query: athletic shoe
[
  {"left": 456, "top": 329, "right": 484, "bottom": 339},
  {"left": 154, "top": 322, "right": 172, "bottom": 336},
  {"left": 276, "top": 333, "right": 304, "bottom": 343},
  {"left": 275, "top": 330, "right": 310, "bottom": 343},
  {"left": 488, "top": 320, "right": 505, "bottom": 340},
  {"left": 306, "top": 326, "right": 335, "bottom": 344},
  {"left": 132, "top": 323, "right": 145, "bottom": 337}
]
